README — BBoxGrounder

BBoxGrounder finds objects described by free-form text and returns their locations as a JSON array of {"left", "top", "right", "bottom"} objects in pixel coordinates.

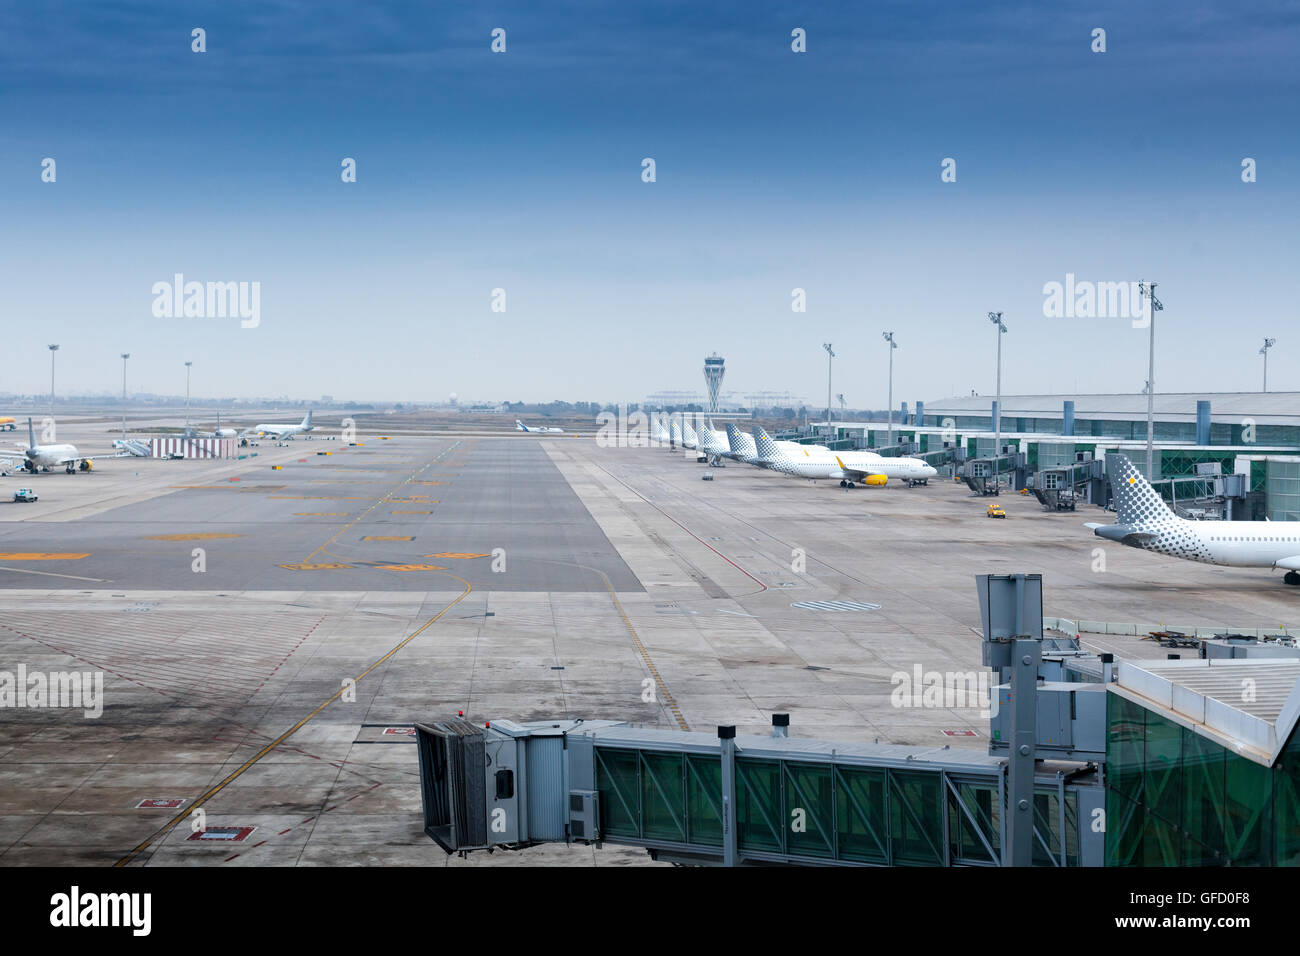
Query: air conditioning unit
[{"left": 568, "top": 789, "right": 599, "bottom": 843}]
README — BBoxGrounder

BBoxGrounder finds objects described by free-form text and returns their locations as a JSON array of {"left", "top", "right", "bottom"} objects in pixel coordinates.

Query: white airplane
[
  {"left": 1087, "top": 453, "right": 1300, "bottom": 586},
  {"left": 243, "top": 410, "right": 315, "bottom": 440},
  {"left": 516, "top": 420, "right": 564, "bottom": 434},
  {"left": 668, "top": 416, "right": 683, "bottom": 448},
  {"left": 193, "top": 412, "right": 238, "bottom": 439},
  {"left": 1, "top": 418, "right": 122, "bottom": 474},
  {"left": 649, "top": 415, "right": 672, "bottom": 445},
  {"left": 723, "top": 422, "right": 760, "bottom": 463},
  {"left": 112, "top": 438, "right": 152, "bottom": 457},
  {"left": 751, "top": 425, "right": 832, "bottom": 462},
  {"left": 752, "top": 428, "right": 937, "bottom": 487},
  {"left": 697, "top": 419, "right": 731, "bottom": 460},
  {"left": 681, "top": 418, "right": 700, "bottom": 450}
]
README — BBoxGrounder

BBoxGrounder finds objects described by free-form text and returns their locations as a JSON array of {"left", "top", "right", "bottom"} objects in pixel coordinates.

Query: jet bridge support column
[
  {"left": 719, "top": 725, "right": 738, "bottom": 867},
  {"left": 1007, "top": 637, "right": 1040, "bottom": 867},
  {"left": 977, "top": 572, "right": 1044, "bottom": 868}
]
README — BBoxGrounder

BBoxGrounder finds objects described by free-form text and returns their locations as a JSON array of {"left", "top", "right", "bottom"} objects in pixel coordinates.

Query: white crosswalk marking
[{"left": 791, "top": 600, "right": 881, "bottom": 612}]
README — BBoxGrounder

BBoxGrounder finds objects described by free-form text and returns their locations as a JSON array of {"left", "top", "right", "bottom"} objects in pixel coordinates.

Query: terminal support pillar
[
  {"left": 1006, "top": 637, "right": 1040, "bottom": 867},
  {"left": 719, "top": 725, "right": 738, "bottom": 867}
]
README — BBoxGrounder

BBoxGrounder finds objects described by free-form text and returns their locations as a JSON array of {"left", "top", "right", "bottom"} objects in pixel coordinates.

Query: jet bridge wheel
[{"left": 1285, "top": 571, "right": 1300, "bottom": 586}]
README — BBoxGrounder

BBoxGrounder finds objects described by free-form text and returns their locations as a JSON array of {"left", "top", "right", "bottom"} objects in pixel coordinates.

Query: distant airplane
[
  {"left": 752, "top": 428, "right": 936, "bottom": 487},
  {"left": 0, "top": 418, "right": 123, "bottom": 474},
  {"left": 752, "top": 425, "right": 831, "bottom": 460},
  {"left": 0, "top": 417, "right": 15, "bottom": 432},
  {"left": 723, "top": 423, "right": 759, "bottom": 463},
  {"left": 243, "top": 410, "right": 314, "bottom": 440},
  {"left": 1087, "top": 453, "right": 1300, "bottom": 586},
  {"left": 516, "top": 420, "right": 564, "bottom": 434},
  {"left": 192, "top": 412, "right": 238, "bottom": 439},
  {"left": 112, "top": 438, "right": 152, "bottom": 457}
]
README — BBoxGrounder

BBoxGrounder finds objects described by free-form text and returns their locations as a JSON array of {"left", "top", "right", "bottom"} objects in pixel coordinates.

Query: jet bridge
[
  {"left": 415, "top": 714, "right": 1102, "bottom": 866},
  {"left": 413, "top": 574, "right": 1114, "bottom": 867}
]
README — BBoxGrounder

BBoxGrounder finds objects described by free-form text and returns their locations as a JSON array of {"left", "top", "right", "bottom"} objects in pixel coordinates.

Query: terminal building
[{"left": 803, "top": 392, "right": 1300, "bottom": 521}]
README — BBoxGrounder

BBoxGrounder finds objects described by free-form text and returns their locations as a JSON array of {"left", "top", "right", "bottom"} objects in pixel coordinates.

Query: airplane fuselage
[
  {"left": 1097, "top": 517, "right": 1300, "bottom": 568},
  {"left": 762, "top": 452, "right": 935, "bottom": 482}
]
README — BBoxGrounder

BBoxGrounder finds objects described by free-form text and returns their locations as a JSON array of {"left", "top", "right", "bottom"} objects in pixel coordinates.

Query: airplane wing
[{"left": 834, "top": 457, "right": 878, "bottom": 482}]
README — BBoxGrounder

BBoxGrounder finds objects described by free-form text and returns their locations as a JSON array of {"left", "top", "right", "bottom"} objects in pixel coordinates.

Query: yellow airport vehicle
[{"left": 987, "top": 503, "right": 1006, "bottom": 518}]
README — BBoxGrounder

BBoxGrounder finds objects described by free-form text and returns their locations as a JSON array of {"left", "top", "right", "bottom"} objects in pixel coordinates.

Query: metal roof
[
  {"left": 1112, "top": 658, "right": 1300, "bottom": 766},
  {"left": 922, "top": 392, "right": 1300, "bottom": 426},
  {"left": 567, "top": 723, "right": 1006, "bottom": 774}
]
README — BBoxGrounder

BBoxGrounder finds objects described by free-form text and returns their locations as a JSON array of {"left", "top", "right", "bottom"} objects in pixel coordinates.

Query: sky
[{"left": 0, "top": 0, "right": 1296, "bottom": 407}]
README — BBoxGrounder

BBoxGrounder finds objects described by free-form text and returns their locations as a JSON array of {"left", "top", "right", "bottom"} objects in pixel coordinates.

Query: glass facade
[
  {"left": 1105, "top": 692, "right": 1298, "bottom": 866},
  {"left": 1266, "top": 458, "right": 1300, "bottom": 520},
  {"left": 924, "top": 415, "right": 1300, "bottom": 449}
]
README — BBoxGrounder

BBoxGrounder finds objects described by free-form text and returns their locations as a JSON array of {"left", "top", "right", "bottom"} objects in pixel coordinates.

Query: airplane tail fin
[
  {"left": 1106, "top": 453, "right": 1175, "bottom": 527},
  {"left": 669, "top": 416, "right": 682, "bottom": 443},
  {"left": 27, "top": 417, "right": 35, "bottom": 449},
  {"left": 753, "top": 425, "right": 780, "bottom": 460},
  {"left": 303, "top": 409, "right": 313, "bottom": 427},
  {"left": 724, "top": 422, "right": 743, "bottom": 453},
  {"left": 516, "top": 420, "right": 526, "bottom": 430}
]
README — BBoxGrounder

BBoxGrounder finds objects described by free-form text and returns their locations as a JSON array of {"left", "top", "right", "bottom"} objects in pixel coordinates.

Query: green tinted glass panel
[
  {"left": 784, "top": 763, "right": 834, "bottom": 859},
  {"left": 1107, "top": 693, "right": 1145, "bottom": 801},
  {"left": 1141, "top": 809, "right": 1180, "bottom": 866},
  {"left": 1224, "top": 751, "right": 1272, "bottom": 866},
  {"left": 948, "top": 782, "right": 999, "bottom": 864},
  {"left": 594, "top": 748, "right": 639, "bottom": 838},
  {"left": 736, "top": 759, "right": 783, "bottom": 852},
  {"left": 1032, "top": 791, "right": 1062, "bottom": 866},
  {"left": 1106, "top": 790, "right": 1143, "bottom": 867},
  {"left": 640, "top": 751, "right": 685, "bottom": 842},
  {"left": 685, "top": 755, "right": 724, "bottom": 847},
  {"left": 1144, "top": 711, "right": 1182, "bottom": 826},
  {"left": 836, "top": 767, "right": 888, "bottom": 863},
  {"left": 889, "top": 770, "right": 943, "bottom": 865},
  {"left": 1181, "top": 727, "right": 1225, "bottom": 863},
  {"left": 1275, "top": 728, "right": 1300, "bottom": 865}
]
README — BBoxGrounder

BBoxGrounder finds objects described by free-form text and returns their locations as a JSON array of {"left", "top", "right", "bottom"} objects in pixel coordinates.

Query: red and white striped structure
[{"left": 148, "top": 438, "right": 237, "bottom": 459}]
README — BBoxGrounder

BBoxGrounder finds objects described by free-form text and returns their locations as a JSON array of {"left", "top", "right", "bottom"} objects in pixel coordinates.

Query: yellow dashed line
[{"left": 0, "top": 553, "right": 90, "bottom": 561}]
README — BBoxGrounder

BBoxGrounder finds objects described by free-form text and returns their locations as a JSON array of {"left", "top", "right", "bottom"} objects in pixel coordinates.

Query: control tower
[{"left": 703, "top": 353, "right": 725, "bottom": 413}]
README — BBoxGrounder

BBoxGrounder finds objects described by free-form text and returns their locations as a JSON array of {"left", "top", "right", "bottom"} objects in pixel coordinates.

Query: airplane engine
[{"left": 863, "top": 474, "right": 887, "bottom": 486}]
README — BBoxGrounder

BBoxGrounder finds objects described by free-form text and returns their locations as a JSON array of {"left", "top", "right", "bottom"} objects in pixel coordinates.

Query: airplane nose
[{"left": 924, "top": 466, "right": 937, "bottom": 477}]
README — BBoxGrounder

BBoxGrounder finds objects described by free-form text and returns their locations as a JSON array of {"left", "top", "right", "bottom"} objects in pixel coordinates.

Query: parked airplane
[
  {"left": 680, "top": 418, "right": 699, "bottom": 450},
  {"left": 193, "top": 412, "right": 238, "bottom": 439},
  {"left": 650, "top": 415, "right": 672, "bottom": 445},
  {"left": 243, "top": 410, "right": 314, "bottom": 440},
  {"left": 697, "top": 419, "right": 731, "bottom": 461},
  {"left": 751, "top": 425, "right": 832, "bottom": 462},
  {"left": 723, "top": 423, "right": 760, "bottom": 463},
  {"left": 752, "top": 428, "right": 936, "bottom": 486},
  {"left": 0, "top": 418, "right": 122, "bottom": 474},
  {"left": 516, "top": 420, "right": 564, "bottom": 434},
  {"left": 1087, "top": 453, "right": 1300, "bottom": 585},
  {"left": 112, "top": 438, "right": 152, "bottom": 457},
  {"left": 0, "top": 417, "right": 15, "bottom": 432}
]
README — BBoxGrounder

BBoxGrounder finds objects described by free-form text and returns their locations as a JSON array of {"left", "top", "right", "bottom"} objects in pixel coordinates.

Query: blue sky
[{"left": 0, "top": 0, "right": 1296, "bottom": 406}]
